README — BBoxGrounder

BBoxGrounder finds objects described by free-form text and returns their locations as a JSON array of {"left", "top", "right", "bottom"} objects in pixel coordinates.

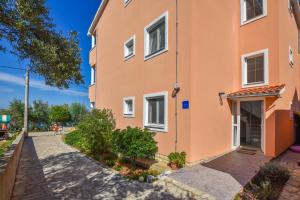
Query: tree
[
  {"left": 49, "top": 105, "right": 70, "bottom": 125},
  {"left": 31, "top": 100, "right": 49, "bottom": 130},
  {"left": 69, "top": 103, "right": 88, "bottom": 125},
  {"left": 0, "top": 0, "right": 83, "bottom": 88},
  {"left": 77, "top": 109, "right": 116, "bottom": 154},
  {"left": 7, "top": 99, "right": 25, "bottom": 131}
]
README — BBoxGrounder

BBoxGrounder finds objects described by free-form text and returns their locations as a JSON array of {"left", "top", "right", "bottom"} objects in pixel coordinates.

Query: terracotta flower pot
[{"left": 169, "top": 162, "right": 179, "bottom": 170}]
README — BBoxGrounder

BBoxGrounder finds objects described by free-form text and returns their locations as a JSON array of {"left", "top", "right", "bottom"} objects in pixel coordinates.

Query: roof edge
[{"left": 87, "top": 0, "right": 109, "bottom": 36}]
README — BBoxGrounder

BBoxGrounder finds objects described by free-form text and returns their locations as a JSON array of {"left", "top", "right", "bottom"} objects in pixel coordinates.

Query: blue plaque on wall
[{"left": 182, "top": 100, "right": 189, "bottom": 109}]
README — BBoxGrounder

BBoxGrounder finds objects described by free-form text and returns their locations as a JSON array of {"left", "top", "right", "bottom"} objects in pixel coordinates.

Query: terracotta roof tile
[{"left": 227, "top": 84, "right": 286, "bottom": 98}]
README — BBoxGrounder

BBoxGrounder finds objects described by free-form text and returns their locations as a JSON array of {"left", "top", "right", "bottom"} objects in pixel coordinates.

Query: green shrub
[
  {"left": 113, "top": 165, "right": 123, "bottom": 171},
  {"left": 112, "top": 127, "right": 158, "bottom": 165},
  {"left": 77, "top": 109, "right": 115, "bottom": 154},
  {"left": 64, "top": 130, "right": 90, "bottom": 153},
  {"left": 126, "top": 169, "right": 160, "bottom": 182},
  {"left": 168, "top": 152, "right": 186, "bottom": 168}
]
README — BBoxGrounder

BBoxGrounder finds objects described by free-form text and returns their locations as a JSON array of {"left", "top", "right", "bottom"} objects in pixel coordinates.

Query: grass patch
[
  {"left": 0, "top": 133, "right": 18, "bottom": 157},
  {"left": 236, "top": 162, "right": 289, "bottom": 200}
]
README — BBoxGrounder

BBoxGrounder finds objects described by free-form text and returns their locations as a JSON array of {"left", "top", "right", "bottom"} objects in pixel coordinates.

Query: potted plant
[{"left": 168, "top": 152, "right": 186, "bottom": 170}]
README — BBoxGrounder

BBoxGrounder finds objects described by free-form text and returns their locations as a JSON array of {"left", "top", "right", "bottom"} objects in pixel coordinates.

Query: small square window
[
  {"left": 123, "top": 97, "right": 135, "bottom": 117},
  {"left": 124, "top": 36, "right": 135, "bottom": 60},
  {"left": 144, "top": 12, "right": 168, "bottom": 60},
  {"left": 241, "top": 0, "right": 267, "bottom": 25},
  {"left": 143, "top": 92, "right": 168, "bottom": 132},
  {"left": 242, "top": 49, "right": 268, "bottom": 87}
]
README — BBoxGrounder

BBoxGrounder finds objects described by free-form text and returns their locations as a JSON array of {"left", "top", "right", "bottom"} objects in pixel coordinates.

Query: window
[
  {"left": 124, "top": 36, "right": 135, "bottom": 60},
  {"left": 144, "top": 12, "right": 168, "bottom": 60},
  {"left": 289, "top": 45, "right": 294, "bottom": 66},
  {"left": 241, "top": 49, "right": 268, "bottom": 87},
  {"left": 90, "top": 102, "right": 95, "bottom": 109},
  {"left": 123, "top": 97, "right": 135, "bottom": 117},
  {"left": 91, "top": 33, "right": 96, "bottom": 48},
  {"left": 91, "top": 67, "right": 96, "bottom": 85},
  {"left": 241, "top": 0, "right": 267, "bottom": 25},
  {"left": 143, "top": 92, "right": 168, "bottom": 132},
  {"left": 124, "top": 0, "right": 131, "bottom": 6}
]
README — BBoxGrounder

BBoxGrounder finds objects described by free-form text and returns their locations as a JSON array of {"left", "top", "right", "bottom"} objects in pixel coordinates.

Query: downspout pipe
[
  {"left": 174, "top": 0, "right": 179, "bottom": 152},
  {"left": 290, "top": 0, "right": 300, "bottom": 30}
]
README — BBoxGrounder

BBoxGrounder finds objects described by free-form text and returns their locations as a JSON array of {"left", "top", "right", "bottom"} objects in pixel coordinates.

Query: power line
[{"left": 0, "top": 65, "right": 26, "bottom": 71}]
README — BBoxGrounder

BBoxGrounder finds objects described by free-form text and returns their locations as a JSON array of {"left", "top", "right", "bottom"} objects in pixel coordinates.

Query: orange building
[{"left": 88, "top": 0, "right": 300, "bottom": 164}]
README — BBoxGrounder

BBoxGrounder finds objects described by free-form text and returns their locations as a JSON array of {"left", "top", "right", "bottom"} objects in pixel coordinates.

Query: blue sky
[{"left": 0, "top": 0, "right": 101, "bottom": 109}]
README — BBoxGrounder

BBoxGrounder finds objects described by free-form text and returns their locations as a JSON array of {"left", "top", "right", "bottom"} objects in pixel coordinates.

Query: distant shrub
[
  {"left": 168, "top": 152, "right": 186, "bottom": 168},
  {"left": 77, "top": 109, "right": 115, "bottom": 154},
  {"left": 112, "top": 127, "right": 158, "bottom": 165}
]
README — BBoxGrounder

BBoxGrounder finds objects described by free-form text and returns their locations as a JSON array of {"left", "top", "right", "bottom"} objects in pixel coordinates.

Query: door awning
[{"left": 227, "top": 84, "right": 286, "bottom": 99}]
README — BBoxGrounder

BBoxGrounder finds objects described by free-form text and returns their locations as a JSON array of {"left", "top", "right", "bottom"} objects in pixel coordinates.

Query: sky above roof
[{"left": 0, "top": 0, "right": 101, "bottom": 109}]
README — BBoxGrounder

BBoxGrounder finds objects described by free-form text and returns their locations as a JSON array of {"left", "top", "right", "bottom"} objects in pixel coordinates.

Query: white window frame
[
  {"left": 123, "top": 96, "right": 135, "bottom": 118},
  {"left": 289, "top": 45, "right": 294, "bottom": 66},
  {"left": 143, "top": 91, "right": 168, "bottom": 132},
  {"left": 241, "top": 49, "right": 269, "bottom": 88},
  {"left": 124, "top": 0, "right": 132, "bottom": 7},
  {"left": 91, "top": 33, "right": 96, "bottom": 49},
  {"left": 144, "top": 11, "right": 168, "bottom": 60},
  {"left": 91, "top": 67, "right": 96, "bottom": 85},
  {"left": 124, "top": 35, "right": 136, "bottom": 61},
  {"left": 240, "top": 0, "right": 268, "bottom": 25},
  {"left": 90, "top": 102, "right": 95, "bottom": 109}
]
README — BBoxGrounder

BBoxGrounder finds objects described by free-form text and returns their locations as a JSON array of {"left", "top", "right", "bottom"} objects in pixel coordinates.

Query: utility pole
[{"left": 24, "top": 66, "right": 29, "bottom": 137}]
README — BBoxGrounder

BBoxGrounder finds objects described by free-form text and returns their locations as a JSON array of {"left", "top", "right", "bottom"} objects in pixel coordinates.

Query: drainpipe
[
  {"left": 174, "top": 0, "right": 179, "bottom": 152},
  {"left": 290, "top": 0, "right": 300, "bottom": 30}
]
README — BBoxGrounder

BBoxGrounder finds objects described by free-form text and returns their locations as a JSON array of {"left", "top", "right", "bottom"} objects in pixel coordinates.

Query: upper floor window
[
  {"left": 289, "top": 45, "right": 294, "bottom": 66},
  {"left": 144, "top": 12, "right": 168, "bottom": 60},
  {"left": 143, "top": 91, "right": 168, "bottom": 132},
  {"left": 124, "top": 36, "right": 135, "bottom": 60},
  {"left": 91, "top": 67, "right": 96, "bottom": 85},
  {"left": 123, "top": 97, "right": 135, "bottom": 117},
  {"left": 241, "top": 0, "right": 267, "bottom": 25},
  {"left": 92, "top": 33, "right": 96, "bottom": 48},
  {"left": 241, "top": 49, "right": 269, "bottom": 87}
]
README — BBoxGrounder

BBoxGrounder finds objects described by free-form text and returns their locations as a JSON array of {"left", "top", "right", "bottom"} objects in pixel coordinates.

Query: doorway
[{"left": 232, "top": 100, "right": 264, "bottom": 150}]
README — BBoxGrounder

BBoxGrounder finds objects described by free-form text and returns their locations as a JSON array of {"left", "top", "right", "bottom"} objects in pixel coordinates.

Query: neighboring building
[{"left": 88, "top": 0, "right": 300, "bottom": 164}]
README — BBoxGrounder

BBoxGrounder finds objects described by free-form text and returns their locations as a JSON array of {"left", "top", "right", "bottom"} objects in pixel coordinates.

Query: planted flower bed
[
  {"left": 235, "top": 162, "right": 289, "bottom": 200},
  {"left": 63, "top": 109, "right": 162, "bottom": 182}
]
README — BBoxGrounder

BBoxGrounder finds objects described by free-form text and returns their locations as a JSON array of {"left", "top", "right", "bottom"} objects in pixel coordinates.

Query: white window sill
[
  {"left": 144, "top": 124, "right": 167, "bottom": 132},
  {"left": 124, "top": 54, "right": 135, "bottom": 61},
  {"left": 123, "top": 114, "right": 134, "bottom": 118},
  {"left": 241, "top": 14, "right": 267, "bottom": 26},
  {"left": 144, "top": 48, "right": 168, "bottom": 61},
  {"left": 242, "top": 82, "right": 268, "bottom": 88}
]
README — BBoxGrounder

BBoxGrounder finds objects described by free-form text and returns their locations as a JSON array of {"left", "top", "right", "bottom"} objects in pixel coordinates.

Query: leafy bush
[
  {"left": 112, "top": 127, "right": 158, "bottom": 165},
  {"left": 168, "top": 152, "right": 186, "bottom": 168},
  {"left": 237, "top": 162, "right": 289, "bottom": 200},
  {"left": 64, "top": 130, "right": 90, "bottom": 153},
  {"left": 77, "top": 109, "right": 115, "bottom": 154},
  {"left": 113, "top": 165, "right": 123, "bottom": 171}
]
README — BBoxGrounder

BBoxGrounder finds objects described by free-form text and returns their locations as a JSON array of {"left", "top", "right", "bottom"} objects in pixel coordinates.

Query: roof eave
[{"left": 87, "top": 0, "right": 109, "bottom": 36}]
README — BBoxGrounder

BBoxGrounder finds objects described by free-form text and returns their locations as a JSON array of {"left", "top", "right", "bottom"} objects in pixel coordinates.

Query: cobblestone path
[{"left": 11, "top": 132, "right": 189, "bottom": 200}]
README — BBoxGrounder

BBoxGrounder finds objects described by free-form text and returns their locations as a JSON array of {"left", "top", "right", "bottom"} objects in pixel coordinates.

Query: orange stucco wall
[{"left": 89, "top": 0, "right": 300, "bottom": 163}]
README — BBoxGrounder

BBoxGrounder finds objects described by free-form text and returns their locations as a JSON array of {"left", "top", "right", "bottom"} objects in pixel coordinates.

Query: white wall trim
[
  {"left": 241, "top": 48, "right": 269, "bottom": 88},
  {"left": 123, "top": 96, "right": 135, "bottom": 118},
  {"left": 144, "top": 11, "right": 169, "bottom": 61},
  {"left": 143, "top": 91, "right": 168, "bottom": 132},
  {"left": 124, "top": 35, "right": 136, "bottom": 61},
  {"left": 124, "top": 0, "right": 132, "bottom": 7},
  {"left": 240, "top": 0, "right": 268, "bottom": 26}
]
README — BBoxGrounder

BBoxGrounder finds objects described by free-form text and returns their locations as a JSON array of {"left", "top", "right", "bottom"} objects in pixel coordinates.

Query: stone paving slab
[
  {"left": 168, "top": 165, "right": 242, "bottom": 200},
  {"left": 11, "top": 132, "right": 208, "bottom": 200}
]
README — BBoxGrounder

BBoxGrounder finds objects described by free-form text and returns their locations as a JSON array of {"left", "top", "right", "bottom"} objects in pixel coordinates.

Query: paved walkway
[
  {"left": 11, "top": 132, "right": 195, "bottom": 200},
  {"left": 169, "top": 150, "right": 271, "bottom": 200},
  {"left": 278, "top": 150, "right": 300, "bottom": 200}
]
